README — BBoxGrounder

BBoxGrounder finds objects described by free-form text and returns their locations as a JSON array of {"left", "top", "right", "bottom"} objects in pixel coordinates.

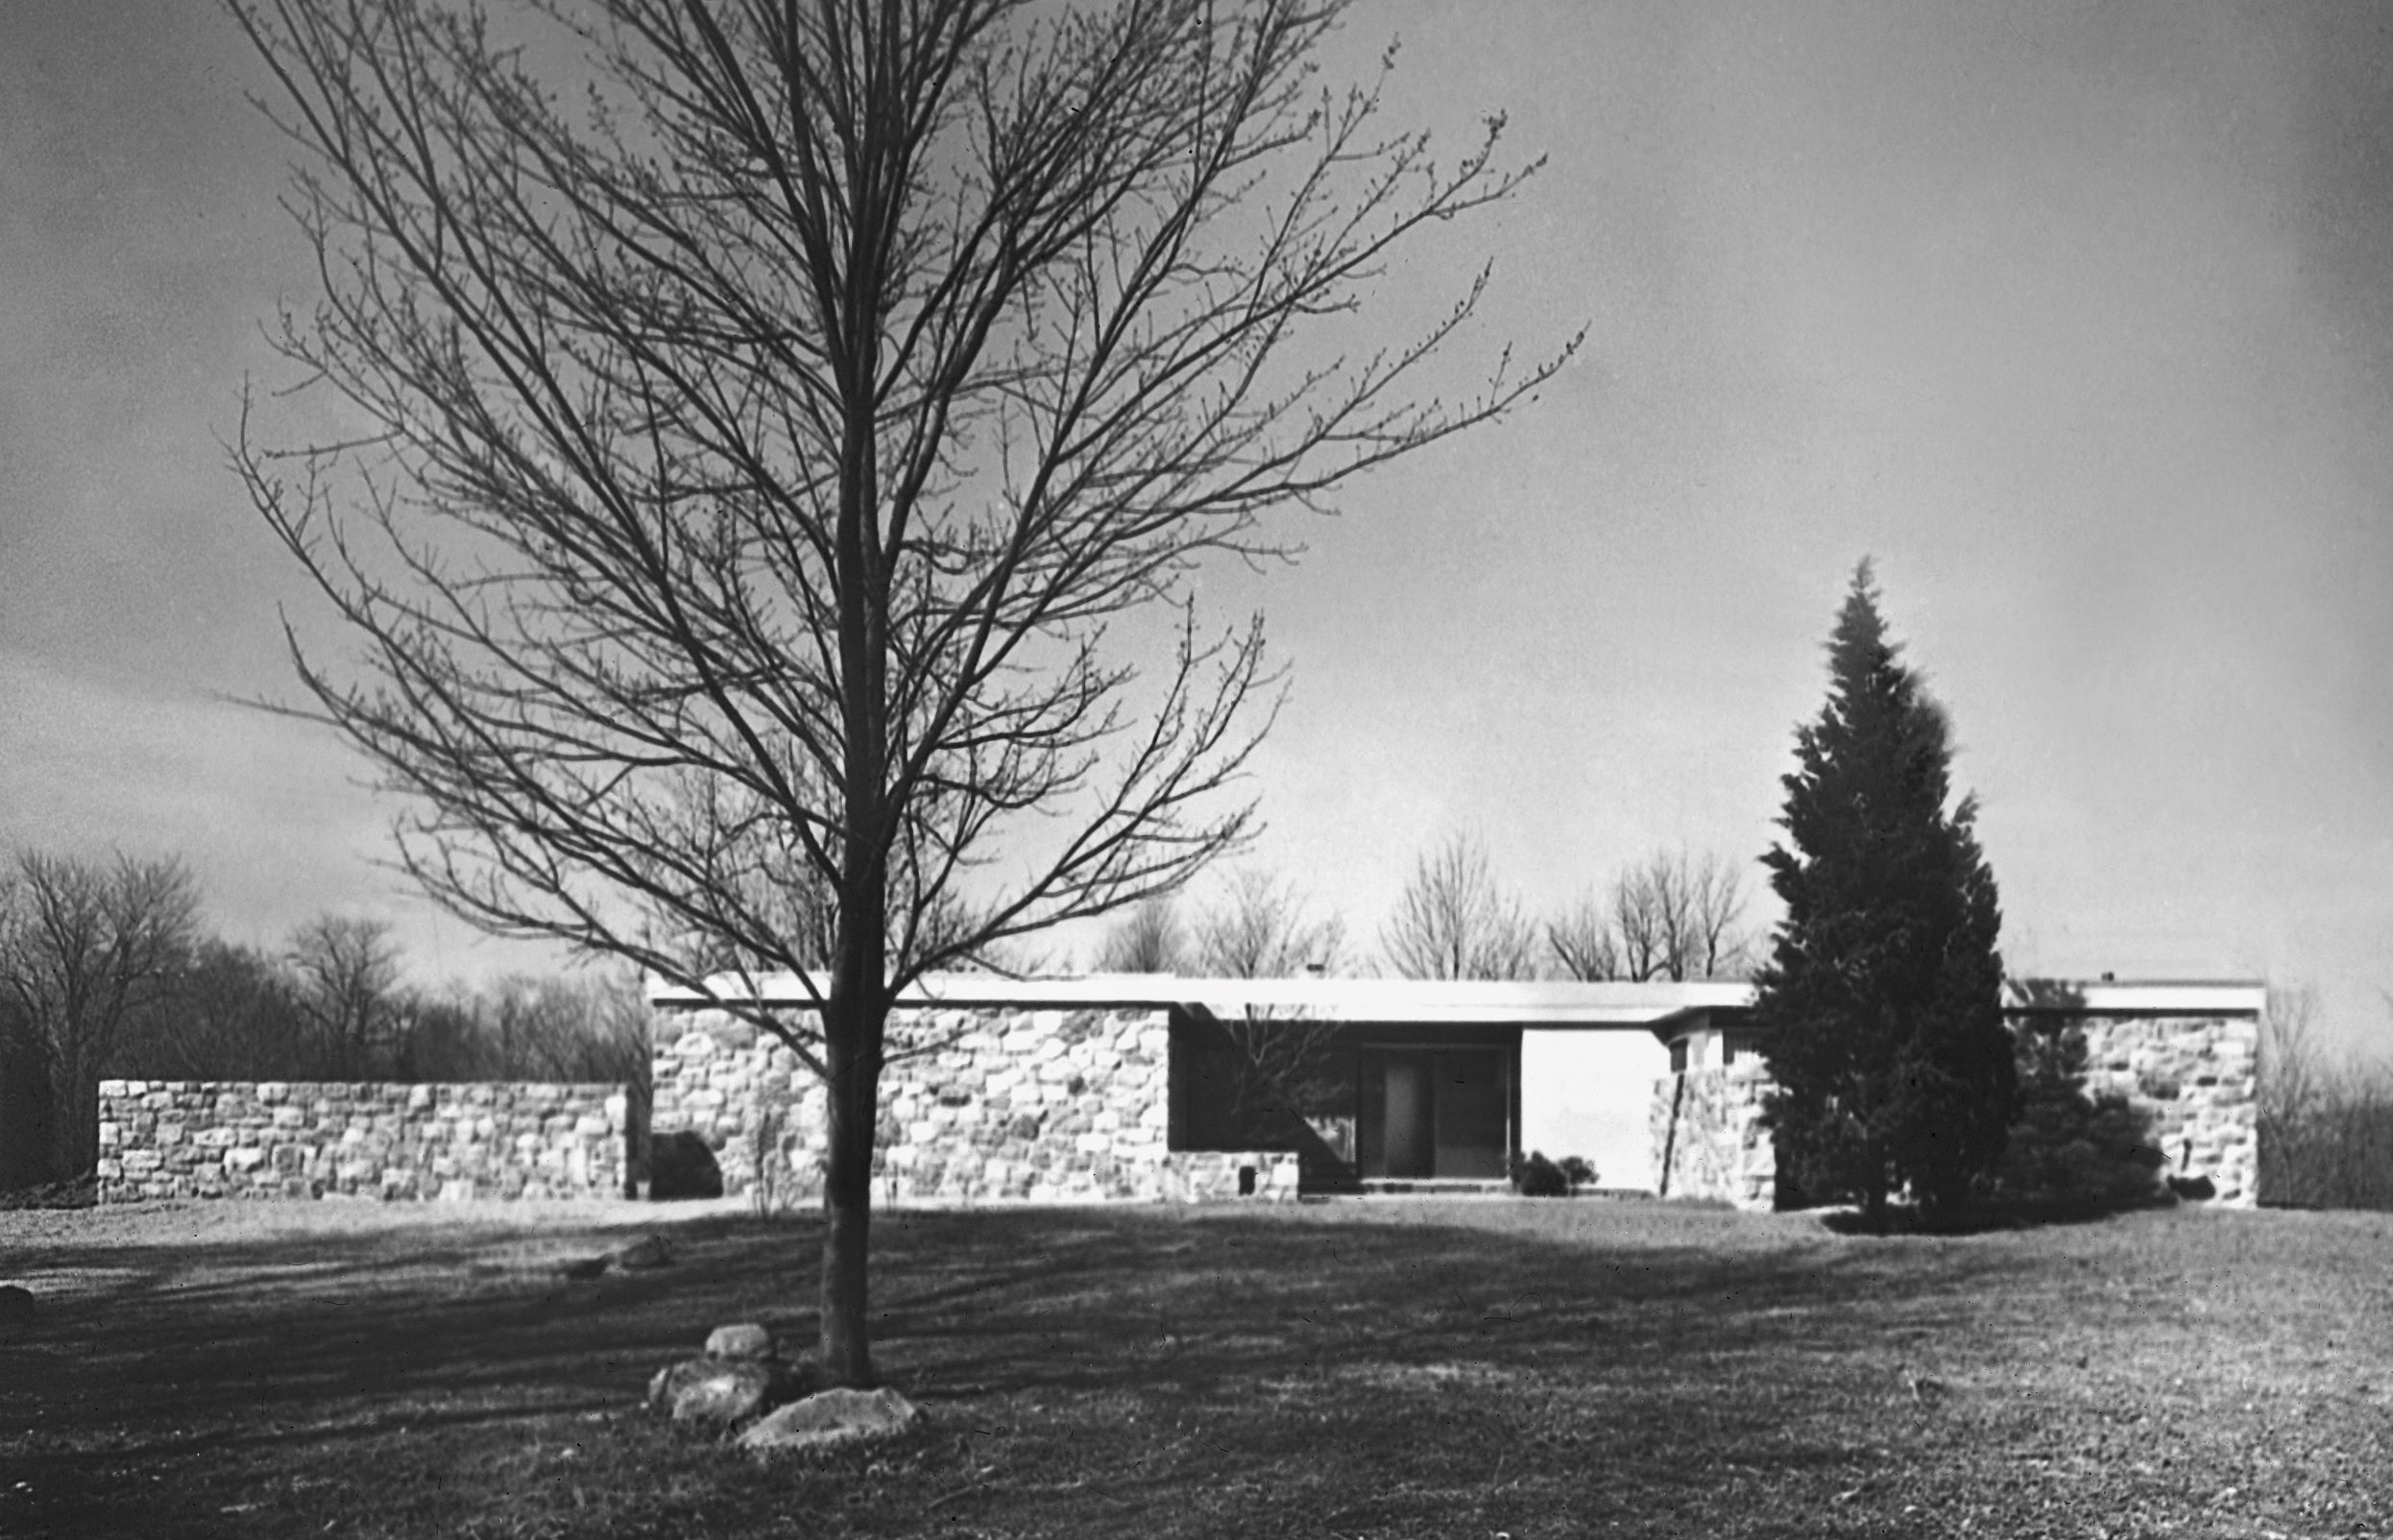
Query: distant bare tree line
[
  {"left": 2260, "top": 985, "right": 2393, "bottom": 1211},
  {"left": 0, "top": 848, "right": 649, "bottom": 1188},
  {"left": 1095, "top": 869, "right": 1348, "bottom": 978},
  {"left": 1092, "top": 832, "right": 1751, "bottom": 983}
]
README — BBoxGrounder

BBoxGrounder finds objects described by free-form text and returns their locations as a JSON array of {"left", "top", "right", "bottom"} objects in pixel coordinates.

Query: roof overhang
[
  {"left": 1999, "top": 980, "right": 2267, "bottom": 1017},
  {"left": 644, "top": 972, "right": 1753, "bottom": 1028},
  {"left": 647, "top": 972, "right": 2268, "bottom": 1028}
]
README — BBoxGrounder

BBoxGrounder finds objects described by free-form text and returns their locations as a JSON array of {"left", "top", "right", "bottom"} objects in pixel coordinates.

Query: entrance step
[{"left": 1355, "top": 1178, "right": 1514, "bottom": 1196}]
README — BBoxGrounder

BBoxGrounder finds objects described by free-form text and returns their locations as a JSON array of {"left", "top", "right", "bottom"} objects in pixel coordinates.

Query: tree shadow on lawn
[
  {"left": 5, "top": 1212, "right": 779, "bottom": 1443},
  {"left": 1, "top": 1201, "right": 1947, "bottom": 1429},
  {"left": 873, "top": 1204, "right": 2034, "bottom": 1400},
  {"left": 10, "top": 1203, "right": 2000, "bottom": 1446},
  {"left": 9, "top": 1200, "right": 2355, "bottom": 1537}
]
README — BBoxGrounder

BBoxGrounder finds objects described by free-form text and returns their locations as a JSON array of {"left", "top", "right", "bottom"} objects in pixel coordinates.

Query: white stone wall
[
  {"left": 96, "top": 1080, "right": 629, "bottom": 1202},
  {"left": 651, "top": 1006, "right": 1299, "bottom": 1204},
  {"left": 1650, "top": 1063, "right": 1775, "bottom": 1211},
  {"left": 2076, "top": 1013, "right": 2259, "bottom": 1204},
  {"left": 1649, "top": 1010, "right": 2262, "bottom": 1211}
]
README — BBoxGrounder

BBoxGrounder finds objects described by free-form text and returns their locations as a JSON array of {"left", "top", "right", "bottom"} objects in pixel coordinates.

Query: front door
[
  {"left": 1432, "top": 1049, "right": 1509, "bottom": 1179},
  {"left": 1357, "top": 1047, "right": 1508, "bottom": 1179},
  {"left": 1380, "top": 1052, "right": 1432, "bottom": 1177}
]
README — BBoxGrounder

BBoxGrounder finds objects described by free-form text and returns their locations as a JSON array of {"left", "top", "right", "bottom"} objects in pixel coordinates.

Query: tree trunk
[
  {"left": 818, "top": 990, "right": 883, "bottom": 1388},
  {"left": 49, "top": 1051, "right": 94, "bottom": 1183}
]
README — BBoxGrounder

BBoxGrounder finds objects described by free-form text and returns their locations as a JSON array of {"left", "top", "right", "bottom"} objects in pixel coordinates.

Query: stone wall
[
  {"left": 2074, "top": 1013, "right": 2258, "bottom": 1203},
  {"left": 1650, "top": 1063, "right": 1774, "bottom": 1210},
  {"left": 1648, "top": 1010, "right": 2261, "bottom": 1212},
  {"left": 95, "top": 1080, "right": 629, "bottom": 1203},
  {"left": 651, "top": 1007, "right": 1300, "bottom": 1204}
]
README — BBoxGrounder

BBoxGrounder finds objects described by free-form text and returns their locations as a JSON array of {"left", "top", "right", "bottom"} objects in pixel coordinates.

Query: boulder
[
  {"left": 647, "top": 1358, "right": 779, "bottom": 1428},
  {"left": 611, "top": 1234, "right": 674, "bottom": 1270},
  {"left": 707, "top": 1322, "right": 775, "bottom": 1361},
  {"left": 0, "top": 1285, "right": 34, "bottom": 1327},
  {"left": 649, "top": 1132, "right": 724, "bottom": 1200},
  {"left": 736, "top": 1387, "right": 921, "bottom": 1455}
]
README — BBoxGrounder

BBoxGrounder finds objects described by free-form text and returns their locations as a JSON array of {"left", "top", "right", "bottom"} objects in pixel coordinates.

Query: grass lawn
[{"left": 3, "top": 1196, "right": 2389, "bottom": 1538}]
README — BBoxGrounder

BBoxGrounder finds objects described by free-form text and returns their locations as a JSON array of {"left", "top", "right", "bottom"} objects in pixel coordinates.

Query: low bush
[{"left": 1511, "top": 1149, "right": 1568, "bottom": 1197}]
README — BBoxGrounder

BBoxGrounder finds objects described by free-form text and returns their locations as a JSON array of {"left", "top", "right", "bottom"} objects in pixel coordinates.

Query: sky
[{"left": 4, "top": 2, "right": 2392, "bottom": 1063}]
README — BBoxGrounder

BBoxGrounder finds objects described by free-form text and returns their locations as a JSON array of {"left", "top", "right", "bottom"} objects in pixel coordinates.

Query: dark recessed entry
[{"left": 1356, "top": 1047, "right": 1507, "bottom": 1180}]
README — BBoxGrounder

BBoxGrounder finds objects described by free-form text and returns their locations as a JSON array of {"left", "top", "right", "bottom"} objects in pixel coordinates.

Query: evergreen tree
[{"left": 1755, "top": 562, "right": 2015, "bottom": 1218}]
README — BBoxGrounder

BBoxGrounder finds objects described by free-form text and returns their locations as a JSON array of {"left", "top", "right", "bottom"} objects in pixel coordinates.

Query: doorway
[{"left": 1356, "top": 1047, "right": 1509, "bottom": 1180}]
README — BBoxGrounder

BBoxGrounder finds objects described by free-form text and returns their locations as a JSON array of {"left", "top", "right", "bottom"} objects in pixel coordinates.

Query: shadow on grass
[
  {"left": 2, "top": 1202, "right": 1965, "bottom": 1451},
  {"left": 6, "top": 1198, "right": 2379, "bottom": 1539},
  {"left": 1809, "top": 1192, "right": 2185, "bottom": 1236}
]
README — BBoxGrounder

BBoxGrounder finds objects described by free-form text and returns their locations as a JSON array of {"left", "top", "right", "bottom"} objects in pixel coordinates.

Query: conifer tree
[{"left": 1755, "top": 562, "right": 2015, "bottom": 1219}]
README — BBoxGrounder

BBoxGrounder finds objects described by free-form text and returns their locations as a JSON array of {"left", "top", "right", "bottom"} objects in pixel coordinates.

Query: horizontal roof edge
[{"left": 645, "top": 972, "right": 2266, "bottom": 1023}]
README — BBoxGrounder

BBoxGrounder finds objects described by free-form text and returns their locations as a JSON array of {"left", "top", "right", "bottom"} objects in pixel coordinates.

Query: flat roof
[{"left": 646, "top": 973, "right": 2267, "bottom": 1026}]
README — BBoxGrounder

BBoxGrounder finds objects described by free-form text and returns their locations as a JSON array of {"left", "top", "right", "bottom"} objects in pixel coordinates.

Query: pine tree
[{"left": 1755, "top": 562, "right": 2015, "bottom": 1219}]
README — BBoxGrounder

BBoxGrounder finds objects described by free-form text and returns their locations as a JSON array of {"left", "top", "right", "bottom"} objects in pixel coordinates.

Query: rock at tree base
[
  {"left": 648, "top": 1131, "right": 724, "bottom": 1200},
  {"left": 648, "top": 1358, "right": 779, "bottom": 1428},
  {"left": 737, "top": 1387, "right": 921, "bottom": 1455},
  {"left": 706, "top": 1322, "right": 774, "bottom": 1361}
]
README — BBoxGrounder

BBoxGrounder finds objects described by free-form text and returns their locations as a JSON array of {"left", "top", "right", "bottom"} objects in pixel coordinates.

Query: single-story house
[{"left": 647, "top": 974, "right": 2265, "bottom": 1210}]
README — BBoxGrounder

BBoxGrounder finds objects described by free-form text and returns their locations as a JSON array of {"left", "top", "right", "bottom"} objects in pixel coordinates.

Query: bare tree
[
  {"left": 1544, "top": 888, "right": 1622, "bottom": 981},
  {"left": 1382, "top": 831, "right": 1536, "bottom": 980},
  {"left": 1094, "top": 896, "right": 1187, "bottom": 974},
  {"left": 1610, "top": 858, "right": 1673, "bottom": 981},
  {"left": 228, "top": 0, "right": 1566, "bottom": 1385},
  {"left": 1548, "top": 847, "right": 1750, "bottom": 983},
  {"left": 2260, "top": 984, "right": 2393, "bottom": 1209},
  {"left": 123, "top": 940, "right": 314, "bottom": 1082},
  {"left": 0, "top": 852, "right": 200, "bottom": 1179},
  {"left": 1682, "top": 848, "right": 1750, "bottom": 980},
  {"left": 1195, "top": 868, "right": 1344, "bottom": 978},
  {"left": 1195, "top": 868, "right": 1347, "bottom": 1134},
  {"left": 287, "top": 915, "right": 408, "bottom": 1077}
]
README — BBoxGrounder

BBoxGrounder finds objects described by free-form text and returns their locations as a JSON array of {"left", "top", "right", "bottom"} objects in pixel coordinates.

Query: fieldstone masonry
[
  {"left": 2075, "top": 1012, "right": 2258, "bottom": 1202},
  {"left": 95, "top": 1080, "right": 629, "bottom": 1202},
  {"left": 651, "top": 1006, "right": 1298, "bottom": 1204},
  {"left": 1650, "top": 1062, "right": 1773, "bottom": 1209},
  {"left": 1651, "top": 1011, "right": 2261, "bottom": 1211}
]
